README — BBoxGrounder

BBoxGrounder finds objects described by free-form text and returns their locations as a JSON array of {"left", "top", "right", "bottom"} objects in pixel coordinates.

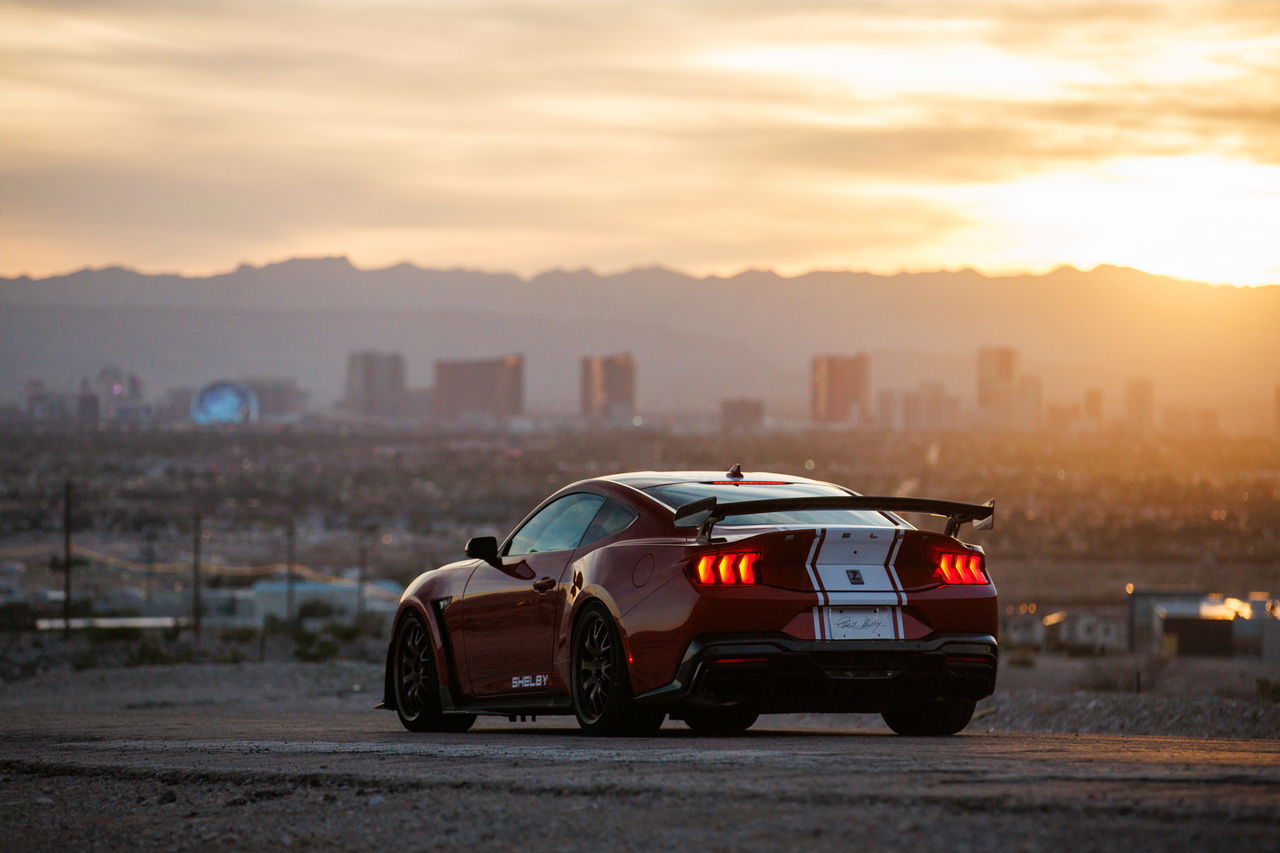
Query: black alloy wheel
[
  {"left": 393, "top": 613, "right": 475, "bottom": 733},
  {"left": 570, "top": 603, "right": 664, "bottom": 736},
  {"left": 881, "top": 697, "right": 975, "bottom": 736}
]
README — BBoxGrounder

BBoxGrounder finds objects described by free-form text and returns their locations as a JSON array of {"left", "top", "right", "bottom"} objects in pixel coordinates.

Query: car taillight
[
  {"left": 935, "top": 551, "right": 987, "bottom": 585},
  {"left": 692, "top": 551, "right": 761, "bottom": 585}
]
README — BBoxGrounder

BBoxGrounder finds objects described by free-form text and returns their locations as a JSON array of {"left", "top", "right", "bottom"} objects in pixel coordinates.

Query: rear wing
[{"left": 673, "top": 495, "right": 995, "bottom": 542}]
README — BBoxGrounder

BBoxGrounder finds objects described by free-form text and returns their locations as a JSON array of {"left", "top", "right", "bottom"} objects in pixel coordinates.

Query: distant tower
[
  {"left": 1083, "top": 387, "right": 1104, "bottom": 427},
  {"left": 242, "top": 377, "right": 310, "bottom": 420},
  {"left": 344, "top": 351, "right": 407, "bottom": 419},
  {"left": 811, "top": 354, "right": 869, "bottom": 424},
  {"left": 977, "top": 347, "right": 1018, "bottom": 427},
  {"left": 721, "top": 398, "right": 764, "bottom": 433},
  {"left": 96, "top": 366, "right": 125, "bottom": 420},
  {"left": 876, "top": 389, "right": 899, "bottom": 430},
  {"left": 1125, "top": 378, "right": 1154, "bottom": 434},
  {"left": 581, "top": 353, "right": 636, "bottom": 425},
  {"left": 433, "top": 355, "right": 524, "bottom": 426},
  {"left": 76, "top": 379, "right": 99, "bottom": 425},
  {"left": 1015, "top": 375, "right": 1043, "bottom": 431}
]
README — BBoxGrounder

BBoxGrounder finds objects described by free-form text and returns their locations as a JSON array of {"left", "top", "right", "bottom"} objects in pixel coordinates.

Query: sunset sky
[{"left": 3, "top": 0, "right": 1278, "bottom": 284}]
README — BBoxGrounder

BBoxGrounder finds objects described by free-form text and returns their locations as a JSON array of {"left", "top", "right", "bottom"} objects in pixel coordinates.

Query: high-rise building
[
  {"left": 23, "top": 379, "right": 69, "bottom": 420},
  {"left": 901, "top": 381, "right": 957, "bottom": 431},
  {"left": 581, "top": 353, "right": 636, "bottom": 425},
  {"left": 721, "top": 398, "right": 764, "bottom": 433},
  {"left": 811, "top": 353, "right": 869, "bottom": 424},
  {"left": 977, "top": 347, "right": 1018, "bottom": 427},
  {"left": 76, "top": 379, "right": 99, "bottom": 425},
  {"left": 876, "top": 389, "right": 898, "bottom": 430},
  {"left": 1083, "top": 387, "right": 1104, "bottom": 427},
  {"left": 1195, "top": 409, "right": 1219, "bottom": 437},
  {"left": 434, "top": 354, "right": 524, "bottom": 425},
  {"left": 96, "top": 366, "right": 126, "bottom": 419},
  {"left": 1162, "top": 406, "right": 1194, "bottom": 435},
  {"left": 343, "top": 351, "right": 406, "bottom": 419},
  {"left": 242, "top": 377, "right": 310, "bottom": 420},
  {"left": 1125, "top": 378, "right": 1154, "bottom": 433},
  {"left": 1015, "top": 375, "right": 1043, "bottom": 431},
  {"left": 1046, "top": 403, "right": 1082, "bottom": 432}
]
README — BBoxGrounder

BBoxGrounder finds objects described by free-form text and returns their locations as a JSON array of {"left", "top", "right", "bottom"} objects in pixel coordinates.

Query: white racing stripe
[
  {"left": 810, "top": 526, "right": 904, "bottom": 640},
  {"left": 806, "top": 529, "right": 829, "bottom": 639},
  {"left": 884, "top": 531, "right": 906, "bottom": 639}
]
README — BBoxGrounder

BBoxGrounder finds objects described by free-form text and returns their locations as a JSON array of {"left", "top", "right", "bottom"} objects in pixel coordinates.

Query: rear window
[{"left": 642, "top": 482, "right": 897, "bottom": 528}]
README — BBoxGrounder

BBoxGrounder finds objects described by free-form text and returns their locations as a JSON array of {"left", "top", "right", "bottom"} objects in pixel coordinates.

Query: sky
[{"left": 3, "top": 0, "right": 1279, "bottom": 284}]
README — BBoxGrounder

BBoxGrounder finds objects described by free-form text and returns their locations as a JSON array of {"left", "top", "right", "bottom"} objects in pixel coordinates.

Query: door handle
[{"left": 532, "top": 576, "right": 556, "bottom": 593}]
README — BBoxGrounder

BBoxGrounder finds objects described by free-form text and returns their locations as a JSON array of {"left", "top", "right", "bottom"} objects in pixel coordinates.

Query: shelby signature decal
[
  {"left": 511, "top": 674, "right": 550, "bottom": 689},
  {"left": 830, "top": 611, "right": 889, "bottom": 632}
]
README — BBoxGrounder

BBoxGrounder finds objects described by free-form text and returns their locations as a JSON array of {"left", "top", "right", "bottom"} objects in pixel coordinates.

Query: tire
[
  {"left": 570, "top": 603, "right": 664, "bottom": 737},
  {"left": 681, "top": 706, "right": 759, "bottom": 735},
  {"left": 392, "top": 613, "right": 476, "bottom": 733},
  {"left": 881, "top": 698, "right": 975, "bottom": 736}
]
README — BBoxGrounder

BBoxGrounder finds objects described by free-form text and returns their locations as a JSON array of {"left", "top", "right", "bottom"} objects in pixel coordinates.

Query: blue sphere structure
[{"left": 192, "top": 381, "right": 259, "bottom": 424}]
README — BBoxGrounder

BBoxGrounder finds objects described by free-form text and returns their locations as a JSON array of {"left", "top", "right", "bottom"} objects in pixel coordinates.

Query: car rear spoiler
[{"left": 673, "top": 495, "right": 995, "bottom": 543}]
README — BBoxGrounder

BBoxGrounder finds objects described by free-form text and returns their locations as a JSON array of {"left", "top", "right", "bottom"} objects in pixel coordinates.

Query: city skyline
[{"left": 11, "top": 345, "right": 1252, "bottom": 439}]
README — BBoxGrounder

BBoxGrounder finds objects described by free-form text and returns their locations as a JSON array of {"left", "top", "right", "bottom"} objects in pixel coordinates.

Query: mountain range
[{"left": 2, "top": 259, "right": 1277, "bottom": 427}]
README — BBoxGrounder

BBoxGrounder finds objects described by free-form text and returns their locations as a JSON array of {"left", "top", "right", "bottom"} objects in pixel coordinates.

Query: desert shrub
[
  {"left": 218, "top": 646, "right": 247, "bottom": 664},
  {"left": 292, "top": 629, "right": 339, "bottom": 663},
  {"left": 1007, "top": 649, "right": 1036, "bottom": 668},
  {"left": 1257, "top": 678, "right": 1280, "bottom": 702},
  {"left": 262, "top": 614, "right": 288, "bottom": 636},
  {"left": 324, "top": 622, "right": 361, "bottom": 644},
  {"left": 88, "top": 626, "right": 143, "bottom": 644},
  {"left": 126, "top": 636, "right": 174, "bottom": 666},
  {"left": 297, "top": 599, "right": 337, "bottom": 620},
  {"left": 219, "top": 626, "right": 258, "bottom": 645},
  {"left": 125, "top": 636, "right": 194, "bottom": 666},
  {"left": 0, "top": 602, "right": 36, "bottom": 632}
]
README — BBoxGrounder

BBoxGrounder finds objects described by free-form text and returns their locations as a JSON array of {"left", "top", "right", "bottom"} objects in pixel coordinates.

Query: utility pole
[
  {"left": 62, "top": 479, "right": 72, "bottom": 640},
  {"left": 143, "top": 530, "right": 156, "bottom": 605},
  {"left": 285, "top": 516, "right": 296, "bottom": 625},
  {"left": 356, "top": 528, "right": 369, "bottom": 627},
  {"left": 191, "top": 513, "right": 203, "bottom": 641}
]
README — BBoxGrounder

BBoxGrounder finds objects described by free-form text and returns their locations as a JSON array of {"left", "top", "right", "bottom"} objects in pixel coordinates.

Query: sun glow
[{"left": 926, "top": 156, "right": 1280, "bottom": 285}]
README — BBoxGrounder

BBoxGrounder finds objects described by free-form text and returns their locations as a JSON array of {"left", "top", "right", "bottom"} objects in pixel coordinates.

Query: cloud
[{"left": 2, "top": 0, "right": 1277, "bottom": 282}]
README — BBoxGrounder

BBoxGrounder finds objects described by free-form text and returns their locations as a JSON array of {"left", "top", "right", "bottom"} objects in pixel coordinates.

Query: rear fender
[{"left": 556, "top": 586, "right": 634, "bottom": 689}]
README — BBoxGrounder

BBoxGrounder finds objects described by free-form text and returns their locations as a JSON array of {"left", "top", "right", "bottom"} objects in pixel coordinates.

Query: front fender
[{"left": 379, "top": 596, "right": 449, "bottom": 710}]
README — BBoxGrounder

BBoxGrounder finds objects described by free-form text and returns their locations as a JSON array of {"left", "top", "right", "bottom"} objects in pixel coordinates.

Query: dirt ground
[{"left": 0, "top": 661, "right": 1277, "bottom": 852}]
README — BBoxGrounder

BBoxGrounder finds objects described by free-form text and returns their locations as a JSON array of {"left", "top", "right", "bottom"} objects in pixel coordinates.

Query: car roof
[{"left": 598, "top": 470, "right": 839, "bottom": 490}]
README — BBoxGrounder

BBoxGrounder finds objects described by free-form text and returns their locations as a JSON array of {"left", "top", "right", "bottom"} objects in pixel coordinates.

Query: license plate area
[{"left": 823, "top": 606, "right": 896, "bottom": 640}]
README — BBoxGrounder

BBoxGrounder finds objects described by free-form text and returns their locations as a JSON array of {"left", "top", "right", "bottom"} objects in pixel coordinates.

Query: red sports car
[{"left": 381, "top": 468, "right": 997, "bottom": 736}]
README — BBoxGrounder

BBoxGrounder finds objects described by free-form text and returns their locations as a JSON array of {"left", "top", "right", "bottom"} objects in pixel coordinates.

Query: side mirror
[
  {"left": 465, "top": 536, "right": 499, "bottom": 563},
  {"left": 673, "top": 496, "right": 717, "bottom": 529}
]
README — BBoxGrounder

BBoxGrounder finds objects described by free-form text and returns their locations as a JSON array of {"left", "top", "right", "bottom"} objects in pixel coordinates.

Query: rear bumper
[{"left": 633, "top": 632, "right": 998, "bottom": 713}]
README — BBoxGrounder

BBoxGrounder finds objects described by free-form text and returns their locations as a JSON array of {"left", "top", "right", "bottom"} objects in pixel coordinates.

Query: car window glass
[
  {"left": 506, "top": 493, "right": 606, "bottom": 555},
  {"left": 642, "top": 482, "right": 895, "bottom": 527},
  {"left": 578, "top": 499, "right": 638, "bottom": 548}
]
